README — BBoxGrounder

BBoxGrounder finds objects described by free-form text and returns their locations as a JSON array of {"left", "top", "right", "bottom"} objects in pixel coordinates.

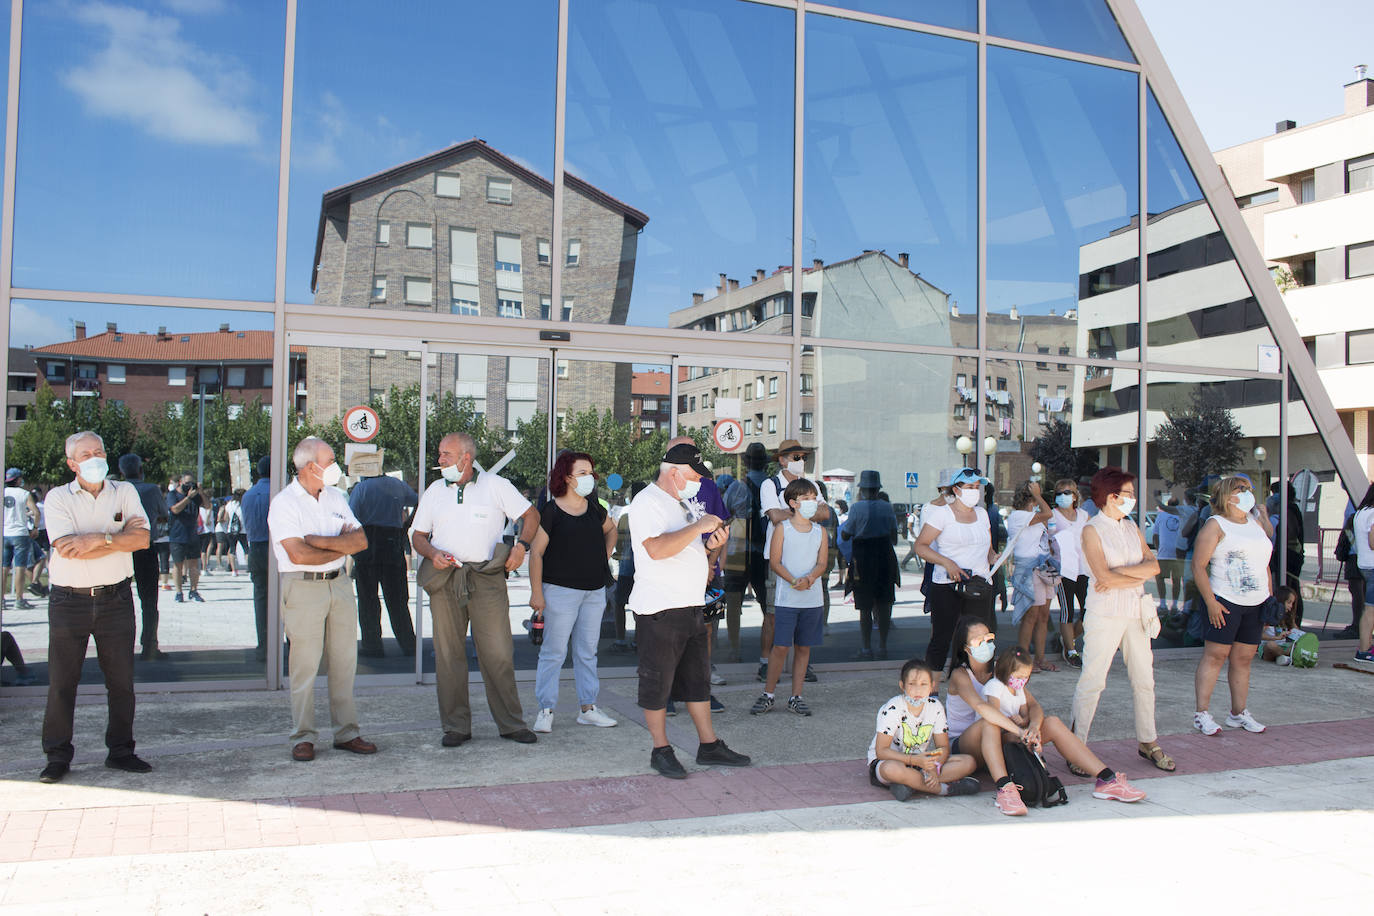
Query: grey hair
[
  {"left": 657, "top": 462, "right": 678, "bottom": 480},
  {"left": 440, "top": 432, "right": 476, "bottom": 458},
  {"left": 65, "top": 430, "right": 104, "bottom": 458},
  {"left": 292, "top": 436, "right": 329, "bottom": 471}
]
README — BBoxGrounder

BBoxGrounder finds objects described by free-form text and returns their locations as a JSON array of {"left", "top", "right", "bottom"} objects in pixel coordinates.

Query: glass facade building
[{"left": 0, "top": 0, "right": 1364, "bottom": 694}]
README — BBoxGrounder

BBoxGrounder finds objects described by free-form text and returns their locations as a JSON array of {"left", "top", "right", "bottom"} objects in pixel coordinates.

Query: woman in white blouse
[{"left": 1051, "top": 480, "right": 1090, "bottom": 669}]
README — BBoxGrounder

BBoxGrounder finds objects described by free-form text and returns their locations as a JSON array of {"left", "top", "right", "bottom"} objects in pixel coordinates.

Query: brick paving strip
[{"left": 2, "top": 716, "right": 1371, "bottom": 862}]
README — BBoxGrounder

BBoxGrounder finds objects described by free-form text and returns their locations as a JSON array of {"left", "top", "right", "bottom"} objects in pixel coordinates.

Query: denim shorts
[
  {"left": 2, "top": 535, "right": 31, "bottom": 568},
  {"left": 773, "top": 605, "right": 823, "bottom": 647}
]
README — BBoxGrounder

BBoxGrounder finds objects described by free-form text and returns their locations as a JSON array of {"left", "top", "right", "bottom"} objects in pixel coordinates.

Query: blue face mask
[
  {"left": 1055, "top": 493, "right": 1074, "bottom": 509},
  {"left": 574, "top": 474, "right": 595, "bottom": 497},
  {"left": 969, "top": 640, "right": 995, "bottom": 664}
]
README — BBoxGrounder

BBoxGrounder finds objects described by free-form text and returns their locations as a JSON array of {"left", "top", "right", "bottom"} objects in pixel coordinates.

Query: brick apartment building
[
  {"left": 630, "top": 370, "right": 671, "bottom": 436},
  {"left": 310, "top": 139, "right": 648, "bottom": 432}
]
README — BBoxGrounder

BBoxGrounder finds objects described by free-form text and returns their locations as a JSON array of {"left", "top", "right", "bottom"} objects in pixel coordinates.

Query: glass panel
[
  {"left": 4, "top": 301, "right": 273, "bottom": 687},
  {"left": 803, "top": 15, "right": 976, "bottom": 345},
  {"left": 987, "top": 48, "right": 1139, "bottom": 359},
  {"left": 1145, "top": 90, "right": 1278, "bottom": 371},
  {"left": 13, "top": 2, "right": 284, "bottom": 300},
  {"left": 986, "top": 0, "right": 1135, "bottom": 62},
  {"left": 1142, "top": 370, "right": 1281, "bottom": 648},
  {"left": 288, "top": 0, "right": 556, "bottom": 313},
  {"left": 1286, "top": 377, "right": 1359, "bottom": 641},
  {"left": 817, "top": 1, "right": 976, "bottom": 33},
  {"left": 564, "top": 0, "right": 793, "bottom": 330}
]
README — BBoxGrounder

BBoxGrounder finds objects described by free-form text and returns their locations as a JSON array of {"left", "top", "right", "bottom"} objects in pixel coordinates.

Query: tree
[
  {"left": 7, "top": 383, "right": 72, "bottom": 485},
  {"left": 1151, "top": 390, "right": 1244, "bottom": 490},
  {"left": 1030, "top": 418, "right": 1099, "bottom": 484}
]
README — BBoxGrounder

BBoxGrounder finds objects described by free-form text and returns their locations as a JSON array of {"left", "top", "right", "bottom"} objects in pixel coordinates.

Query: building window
[
  {"left": 953, "top": 404, "right": 965, "bottom": 419},
  {"left": 537, "top": 238, "right": 550, "bottom": 265},
  {"left": 198, "top": 367, "right": 219, "bottom": 385},
  {"left": 406, "top": 222, "right": 433, "bottom": 249},
  {"left": 450, "top": 283, "right": 479, "bottom": 316},
  {"left": 264, "top": 368, "right": 273, "bottom": 387},
  {"left": 1299, "top": 175, "right": 1315, "bottom": 204},
  {"left": 1348, "top": 241, "right": 1374, "bottom": 280},
  {"left": 768, "top": 376, "right": 778, "bottom": 397},
  {"left": 955, "top": 373, "right": 966, "bottom": 388},
  {"left": 495, "top": 233, "right": 522, "bottom": 290},
  {"left": 76, "top": 363, "right": 97, "bottom": 379},
  {"left": 450, "top": 227, "right": 479, "bottom": 282},
  {"left": 767, "top": 415, "right": 777, "bottom": 434},
  {"left": 800, "top": 373, "right": 813, "bottom": 394},
  {"left": 107, "top": 364, "right": 125, "bottom": 384},
  {"left": 372, "top": 275, "right": 386, "bottom": 301},
  {"left": 800, "top": 412, "right": 813, "bottom": 432},
  {"left": 561, "top": 298, "right": 573, "bottom": 322},
  {"left": 996, "top": 377, "right": 1007, "bottom": 391},
  {"left": 538, "top": 295, "right": 551, "bottom": 320},
  {"left": 743, "top": 383, "right": 752, "bottom": 402},
  {"left": 435, "top": 172, "right": 461, "bottom": 198},
  {"left": 1056, "top": 385, "right": 1067, "bottom": 398},
  {"left": 456, "top": 355, "right": 487, "bottom": 416},
  {"left": 506, "top": 356, "right": 538, "bottom": 429},
  {"left": 405, "top": 277, "right": 433, "bottom": 304},
  {"left": 743, "top": 418, "right": 753, "bottom": 435},
  {"left": 487, "top": 177, "right": 513, "bottom": 204},
  {"left": 498, "top": 296, "right": 523, "bottom": 319},
  {"left": 227, "top": 367, "right": 246, "bottom": 387},
  {"left": 45, "top": 362, "right": 66, "bottom": 382},
  {"left": 168, "top": 367, "right": 187, "bottom": 386},
  {"left": 371, "top": 349, "right": 387, "bottom": 357},
  {"left": 689, "top": 396, "right": 697, "bottom": 412},
  {"left": 566, "top": 238, "right": 581, "bottom": 266},
  {"left": 1036, "top": 347, "right": 1049, "bottom": 370},
  {"left": 755, "top": 376, "right": 765, "bottom": 399},
  {"left": 642, "top": 398, "right": 658, "bottom": 411},
  {"left": 1037, "top": 384, "right": 1048, "bottom": 398},
  {"left": 1236, "top": 188, "right": 1279, "bottom": 209},
  {"left": 376, "top": 220, "right": 389, "bottom": 245},
  {"left": 556, "top": 359, "right": 569, "bottom": 379},
  {"left": 1347, "top": 154, "right": 1374, "bottom": 194},
  {"left": 1348, "top": 329, "right": 1374, "bottom": 365}
]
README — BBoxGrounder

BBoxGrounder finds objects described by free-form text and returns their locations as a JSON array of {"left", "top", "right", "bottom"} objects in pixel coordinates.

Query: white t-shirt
[
  {"left": 982, "top": 677, "right": 1027, "bottom": 718},
  {"left": 267, "top": 479, "right": 362, "bottom": 573},
  {"left": 1005, "top": 509, "right": 1047, "bottom": 560},
  {"left": 866, "top": 694, "right": 948, "bottom": 765},
  {"left": 628, "top": 482, "right": 708, "bottom": 616},
  {"left": 759, "top": 472, "right": 824, "bottom": 519},
  {"left": 409, "top": 472, "right": 531, "bottom": 564},
  {"left": 3, "top": 485, "right": 31, "bottom": 537},
  {"left": 1154, "top": 509, "right": 1184, "bottom": 560},
  {"left": 922, "top": 501, "right": 991, "bottom": 584},
  {"left": 1355, "top": 507, "right": 1374, "bottom": 570},
  {"left": 1206, "top": 515, "right": 1273, "bottom": 606},
  {"left": 1051, "top": 507, "right": 1087, "bottom": 580}
]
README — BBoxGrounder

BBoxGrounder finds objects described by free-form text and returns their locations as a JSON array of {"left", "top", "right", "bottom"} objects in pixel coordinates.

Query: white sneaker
[
  {"left": 533, "top": 708, "right": 554, "bottom": 733},
  {"left": 709, "top": 670, "right": 727, "bottom": 686},
  {"left": 1194, "top": 711, "right": 1221, "bottom": 736},
  {"left": 1277, "top": 655, "right": 1293, "bottom": 667},
  {"left": 576, "top": 705, "right": 617, "bottom": 728},
  {"left": 1225, "top": 709, "right": 1266, "bottom": 733}
]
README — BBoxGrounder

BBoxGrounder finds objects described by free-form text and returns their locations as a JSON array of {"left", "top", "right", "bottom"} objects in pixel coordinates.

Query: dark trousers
[
  {"left": 924, "top": 582, "right": 963, "bottom": 673},
  {"left": 131, "top": 547, "right": 160, "bottom": 650},
  {"left": 249, "top": 541, "right": 269, "bottom": 655},
  {"left": 356, "top": 525, "right": 415, "bottom": 655},
  {"left": 42, "top": 581, "right": 137, "bottom": 764}
]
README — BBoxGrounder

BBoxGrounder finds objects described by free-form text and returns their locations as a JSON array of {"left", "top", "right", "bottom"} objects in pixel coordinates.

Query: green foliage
[
  {"left": 7, "top": 383, "right": 74, "bottom": 484},
  {"left": 1030, "top": 418, "right": 1100, "bottom": 484},
  {"left": 1151, "top": 390, "right": 1244, "bottom": 489}
]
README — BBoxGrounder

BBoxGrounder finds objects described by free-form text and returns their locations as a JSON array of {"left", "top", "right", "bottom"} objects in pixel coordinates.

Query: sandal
[
  {"left": 1037, "top": 660, "right": 1059, "bottom": 673},
  {"left": 1138, "top": 743, "right": 1176, "bottom": 772},
  {"left": 1066, "top": 762, "right": 1092, "bottom": 778}
]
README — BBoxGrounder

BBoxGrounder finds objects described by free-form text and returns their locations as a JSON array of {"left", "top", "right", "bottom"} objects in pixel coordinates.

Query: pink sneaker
[
  {"left": 995, "top": 782, "right": 1028, "bottom": 816},
  {"left": 1092, "top": 772, "right": 1147, "bottom": 803}
]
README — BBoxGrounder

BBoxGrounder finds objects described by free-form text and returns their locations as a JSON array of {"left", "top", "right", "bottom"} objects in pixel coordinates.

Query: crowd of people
[{"left": 13, "top": 426, "right": 1374, "bottom": 820}]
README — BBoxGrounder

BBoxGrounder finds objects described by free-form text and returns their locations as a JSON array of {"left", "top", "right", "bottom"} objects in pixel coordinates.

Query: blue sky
[{"left": 5, "top": 0, "right": 1372, "bottom": 348}]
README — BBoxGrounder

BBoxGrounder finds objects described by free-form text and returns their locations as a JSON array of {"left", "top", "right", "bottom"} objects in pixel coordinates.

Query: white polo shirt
[
  {"left": 409, "top": 471, "right": 531, "bottom": 564},
  {"left": 268, "top": 479, "right": 361, "bottom": 573},
  {"left": 44, "top": 479, "right": 149, "bottom": 588},
  {"left": 628, "top": 482, "right": 707, "bottom": 616}
]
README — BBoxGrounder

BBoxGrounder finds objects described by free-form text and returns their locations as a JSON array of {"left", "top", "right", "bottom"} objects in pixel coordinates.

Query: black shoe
[
  {"left": 889, "top": 783, "right": 915, "bottom": 802},
  {"left": 945, "top": 776, "right": 981, "bottom": 796},
  {"left": 141, "top": 647, "right": 169, "bottom": 661},
  {"left": 28, "top": 582, "right": 48, "bottom": 597},
  {"left": 500, "top": 728, "right": 538, "bottom": 744},
  {"left": 853, "top": 648, "right": 875, "bottom": 661},
  {"left": 441, "top": 731, "right": 471, "bottom": 747},
  {"left": 174, "top": 593, "right": 185, "bottom": 602},
  {"left": 756, "top": 662, "right": 767, "bottom": 682},
  {"left": 804, "top": 665, "right": 818, "bottom": 683},
  {"left": 105, "top": 754, "right": 153, "bottom": 774},
  {"left": 696, "top": 739, "right": 750, "bottom": 767},
  {"left": 709, "top": 695, "right": 725, "bottom": 713},
  {"left": 39, "top": 762, "right": 69, "bottom": 784},
  {"left": 650, "top": 746, "right": 687, "bottom": 779},
  {"left": 188, "top": 590, "right": 205, "bottom": 603}
]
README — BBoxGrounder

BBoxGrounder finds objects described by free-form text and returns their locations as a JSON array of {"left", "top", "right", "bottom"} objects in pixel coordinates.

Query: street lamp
[
  {"left": 1253, "top": 445, "right": 1268, "bottom": 493},
  {"left": 955, "top": 435, "right": 973, "bottom": 467},
  {"left": 1030, "top": 461, "right": 1043, "bottom": 483},
  {"left": 983, "top": 435, "right": 998, "bottom": 488}
]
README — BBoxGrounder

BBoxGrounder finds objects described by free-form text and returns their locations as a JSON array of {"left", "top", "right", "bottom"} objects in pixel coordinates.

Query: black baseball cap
[{"left": 663, "top": 443, "right": 710, "bottom": 477}]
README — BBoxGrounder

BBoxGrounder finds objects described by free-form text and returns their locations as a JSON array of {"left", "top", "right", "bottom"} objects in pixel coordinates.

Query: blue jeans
[{"left": 535, "top": 583, "right": 603, "bottom": 710}]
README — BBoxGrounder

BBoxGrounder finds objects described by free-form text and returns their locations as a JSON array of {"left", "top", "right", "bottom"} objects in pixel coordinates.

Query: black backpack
[
  {"left": 1002, "top": 741, "right": 1068, "bottom": 808},
  {"left": 1335, "top": 513, "right": 1355, "bottom": 564}
]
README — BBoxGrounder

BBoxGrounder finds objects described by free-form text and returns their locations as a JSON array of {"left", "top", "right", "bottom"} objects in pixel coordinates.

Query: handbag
[{"left": 1138, "top": 592, "right": 1161, "bottom": 639}]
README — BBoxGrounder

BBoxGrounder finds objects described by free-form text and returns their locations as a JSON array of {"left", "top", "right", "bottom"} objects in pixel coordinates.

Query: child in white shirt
[{"left": 867, "top": 660, "right": 980, "bottom": 802}]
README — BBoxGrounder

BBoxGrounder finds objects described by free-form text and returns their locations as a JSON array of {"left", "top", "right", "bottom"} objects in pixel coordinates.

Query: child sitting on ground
[
  {"left": 1261, "top": 586, "right": 1304, "bottom": 666},
  {"left": 985, "top": 646, "right": 1147, "bottom": 803},
  {"left": 867, "top": 659, "right": 980, "bottom": 801},
  {"left": 751, "top": 478, "right": 827, "bottom": 717}
]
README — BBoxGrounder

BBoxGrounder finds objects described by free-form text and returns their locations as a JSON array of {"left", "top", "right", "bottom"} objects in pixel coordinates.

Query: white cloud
[
  {"left": 160, "top": 0, "right": 226, "bottom": 13},
  {"left": 61, "top": 2, "right": 260, "bottom": 147},
  {"left": 293, "top": 91, "right": 424, "bottom": 176},
  {"left": 9, "top": 302, "right": 70, "bottom": 349}
]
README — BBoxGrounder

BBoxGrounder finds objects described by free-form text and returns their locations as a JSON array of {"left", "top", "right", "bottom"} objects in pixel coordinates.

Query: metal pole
[{"left": 197, "top": 382, "right": 206, "bottom": 486}]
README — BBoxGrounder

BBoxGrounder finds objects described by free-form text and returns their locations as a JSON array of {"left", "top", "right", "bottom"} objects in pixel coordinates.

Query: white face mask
[
  {"left": 1116, "top": 495, "right": 1136, "bottom": 516},
  {"left": 1055, "top": 493, "right": 1074, "bottom": 509},
  {"left": 679, "top": 478, "right": 701, "bottom": 500},
  {"left": 77, "top": 456, "right": 109, "bottom": 484},
  {"left": 1235, "top": 490, "right": 1256, "bottom": 513},
  {"left": 958, "top": 487, "right": 982, "bottom": 507},
  {"left": 785, "top": 459, "right": 805, "bottom": 476},
  {"left": 573, "top": 474, "right": 595, "bottom": 497},
  {"left": 319, "top": 462, "right": 342, "bottom": 487},
  {"left": 798, "top": 499, "right": 818, "bottom": 519},
  {"left": 441, "top": 462, "right": 464, "bottom": 483}
]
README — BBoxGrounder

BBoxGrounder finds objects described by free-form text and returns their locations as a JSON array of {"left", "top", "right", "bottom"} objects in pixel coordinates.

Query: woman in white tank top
[{"left": 1189, "top": 476, "right": 1273, "bottom": 737}]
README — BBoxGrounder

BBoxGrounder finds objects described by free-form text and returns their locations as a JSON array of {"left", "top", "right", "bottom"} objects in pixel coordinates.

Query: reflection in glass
[
  {"left": 565, "top": 0, "right": 794, "bottom": 329},
  {"left": 6, "top": 301, "right": 274, "bottom": 684},
  {"left": 803, "top": 15, "right": 976, "bottom": 344},
  {"left": 986, "top": 0, "right": 1134, "bottom": 62},
  {"left": 987, "top": 48, "right": 1139, "bottom": 359},
  {"left": 14, "top": 2, "right": 284, "bottom": 299},
  {"left": 1145, "top": 90, "right": 1277, "bottom": 370},
  {"left": 818, "top": 1, "right": 976, "bottom": 33},
  {"left": 289, "top": 0, "right": 558, "bottom": 309}
]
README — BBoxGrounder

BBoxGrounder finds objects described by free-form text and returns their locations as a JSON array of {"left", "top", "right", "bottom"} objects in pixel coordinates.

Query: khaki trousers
[
  {"left": 422, "top": 556, "right": 526, "bottom": 736},
  {"left": 1070, "top": 612, "right": 1158, "bottom": 744},
  {"left": 281, "top": 576, "right": 360, "bottom": 746}
]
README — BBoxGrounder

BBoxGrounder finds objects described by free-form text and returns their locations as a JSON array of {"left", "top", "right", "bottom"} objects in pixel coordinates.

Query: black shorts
[
  {"left": 155, "top": 542, "right": 171, "bottom": 573},
  {"left": 634, "top": 605, "right": 711, "bottom": 709},
  {"left": 1204, "top": 595, "right": 1264, "bottom": 646},
  {"left": 170, "top": 541, "right": 199, "bottom": 564}
]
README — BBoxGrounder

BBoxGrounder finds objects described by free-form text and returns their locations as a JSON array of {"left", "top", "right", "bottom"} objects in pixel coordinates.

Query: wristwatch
[
  {"left": 517, "top": 539, "right": 532, "bottom": 551},
  {"left": 104, "top": 532, "right": 113, "bottom": 546}
]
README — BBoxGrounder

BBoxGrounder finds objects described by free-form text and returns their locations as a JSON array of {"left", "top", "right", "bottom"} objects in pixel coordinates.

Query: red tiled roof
[
  {"left": 631, "top": 371, "right": 670, "bottom": 396},
  {"left": 33, "top": 330, "right": 275, "bottom": 364}
]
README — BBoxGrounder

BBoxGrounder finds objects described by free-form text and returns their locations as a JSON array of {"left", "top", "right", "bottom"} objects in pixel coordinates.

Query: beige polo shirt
[
  {"left": 267, "top": 479, "right": 361, "bottom": 573},
  {"left": 409, "top": 472, "right": 530, "bottom": 564},
  {"left": 44, "top": 479, "right": 149, "bottom": 588}
]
